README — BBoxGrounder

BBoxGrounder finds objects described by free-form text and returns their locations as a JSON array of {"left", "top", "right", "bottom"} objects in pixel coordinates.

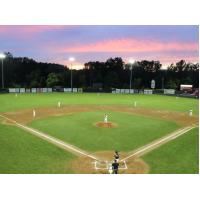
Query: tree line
[{"left": 0, "top": 52, "right": 199, "bottom": 90}]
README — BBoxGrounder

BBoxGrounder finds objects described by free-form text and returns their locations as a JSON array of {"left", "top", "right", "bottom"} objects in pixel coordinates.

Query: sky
[{"left": 0, "top": 25, "right": 199, "bottom": 69}]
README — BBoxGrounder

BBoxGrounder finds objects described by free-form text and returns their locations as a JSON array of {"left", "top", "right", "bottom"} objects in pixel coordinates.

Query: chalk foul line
[
  {"left": 0, "top": 114, "right": 99, "bottom": 161},
  {"left": 121, "top": 125, "right": 197, "bottom": 162}
]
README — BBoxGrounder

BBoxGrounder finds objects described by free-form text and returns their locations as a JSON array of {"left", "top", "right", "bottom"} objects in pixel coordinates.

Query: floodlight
[
  {"left": 68, "top": 57, "right": 75, "bottom": 93},
  {"left": 128, "top": 59, "right": 135, "bottom": 64},
  {"left": 69, "top": 57, "right": 75, "bottom": 62},
  {"left": 0, "top": 53, "right": 6, "bottom": 89},
  {"left": 0, "top": 53, "right": 6, "bottom": 59}
]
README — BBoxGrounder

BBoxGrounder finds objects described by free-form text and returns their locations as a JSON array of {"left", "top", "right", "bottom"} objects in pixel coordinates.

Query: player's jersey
[
  {"left": 104, "top": 115, "right": 108, "bottom": 122},
  {"left": 114, "top": 154, "right": 119, "bottom": 159},
  {"left": 112, "top": 162, "right": 119, "bottom": 170}
]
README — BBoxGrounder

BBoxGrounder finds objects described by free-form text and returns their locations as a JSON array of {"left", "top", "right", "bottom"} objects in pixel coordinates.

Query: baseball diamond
[{"left": 0, "top": 93, "right": 198, "bottom": 174}]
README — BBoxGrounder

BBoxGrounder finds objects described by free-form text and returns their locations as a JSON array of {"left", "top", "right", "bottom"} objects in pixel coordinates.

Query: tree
[
  {"left": 133, "top": 78, "right": 142, "bottom": 89},
  {"left": 139, "top": 60, "right": 161, "bottom": 73},
  {"left": 1, "top": 52, "right": 198, "bottom": 90},
  {"left": 26, "top": 70, "right": 41, "bottom": 87},
  {"left": 46, "top": 73, "right": 59, "bottom": 87},
  {"left": 166, "top": 80, "right": 177, "bottom": 89},
  {"left": 30, "top": 80, "right": 38, "bottom": 88},
  {"left": 4, "top": 52, "right": 13, "bottom": 59},
  {"left": 104, "top": 71, "right": 119, "bottom": 88},
  {"left": 105, "top": 57, "right": 124, "bottom": 71}
]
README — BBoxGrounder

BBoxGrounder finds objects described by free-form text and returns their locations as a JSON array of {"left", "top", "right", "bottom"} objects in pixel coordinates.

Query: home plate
[{"left": 93, "top": 160, "right": 128, "bottom": 172}]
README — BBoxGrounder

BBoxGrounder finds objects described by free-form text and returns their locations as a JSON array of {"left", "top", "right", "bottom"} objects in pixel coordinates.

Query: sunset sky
[{"left": 0, "top": 25, "right": 198, "bottom": 69}]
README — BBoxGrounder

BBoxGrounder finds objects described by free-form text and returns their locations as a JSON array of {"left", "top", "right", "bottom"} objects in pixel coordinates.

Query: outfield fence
[
  {"left": 8, "top": 88, "right": 83, "bottom": 93},
  {"left": 112, "top": 89, "right": 153, "bottom": 94},
  {"left": 0, "top": 87, "right": 197, "bottom": 98}
]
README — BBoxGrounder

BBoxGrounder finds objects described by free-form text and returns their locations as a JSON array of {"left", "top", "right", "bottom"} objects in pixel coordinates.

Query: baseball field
[{"left": 0, "top": 93, "right": 198, "bottom": 174}]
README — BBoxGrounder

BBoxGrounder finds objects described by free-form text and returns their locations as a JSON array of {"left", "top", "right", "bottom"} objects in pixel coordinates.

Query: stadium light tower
[
  {"left": 129, "top": 59, "right": 135, "bottom": 93},
  {"left": 0, "top": 53, "right": 6, "bottom": 89},
  {"left": 69, "top": 57, "right": 75, "bottom": 92}
]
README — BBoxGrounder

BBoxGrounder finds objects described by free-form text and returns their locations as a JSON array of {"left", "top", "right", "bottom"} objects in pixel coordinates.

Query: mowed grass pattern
[
  {"left": 0, "top": 122, "right": 75, "bottom": 174},
  {"left": 142, "top": 128, "right": 199, "bottom": 174},
  {"left": 29, "top": 111, "right": 180, "bottom": 152},
  {"left": 0, "top": 93, "right": 198, "bottom": 115}
]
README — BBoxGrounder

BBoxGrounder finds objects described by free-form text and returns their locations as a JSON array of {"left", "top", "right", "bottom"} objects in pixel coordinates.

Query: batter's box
[{"left": 93, "top": 160, "right": 128, "bottom": 171}]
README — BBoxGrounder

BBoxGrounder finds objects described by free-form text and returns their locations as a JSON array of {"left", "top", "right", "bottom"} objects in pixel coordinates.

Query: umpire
[{"left": 112, "top": 159, "right": 119, "bottom": 174}]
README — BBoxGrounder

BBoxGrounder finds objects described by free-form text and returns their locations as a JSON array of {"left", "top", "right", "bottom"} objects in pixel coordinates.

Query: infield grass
[{"left": 29, "top": 111, "right": 180, "bottom": 152}]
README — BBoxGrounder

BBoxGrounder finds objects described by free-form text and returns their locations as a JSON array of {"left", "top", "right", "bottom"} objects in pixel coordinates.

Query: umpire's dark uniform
[{"left": 112, "top": 160, "right": 119, "bottom": 174}]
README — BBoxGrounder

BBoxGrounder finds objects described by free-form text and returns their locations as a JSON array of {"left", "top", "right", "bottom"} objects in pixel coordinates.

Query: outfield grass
[
  {"left": 29, "top": 111, "right": 180, "bottom": 152},
  {"left": 0, "top": 93, "right": 198, "bottom": 115},
  {"left": 142, "top": 128, "right": 199, "bottom": 174},
  {"left": 0, "top": 121, "right": 75, "bottom": 174}
]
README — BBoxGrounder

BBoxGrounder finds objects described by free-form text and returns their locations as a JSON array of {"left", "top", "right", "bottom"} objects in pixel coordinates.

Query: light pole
[
  {"left": 162, "top": 77, "right": 164, "bottom": 89},
  {"left": 129, "top": 59, "right": 135, "bottom": 93},
  {"left": 69, "top": 57, "right": 75, "bottom": 92},
  {"left": 0, "top": 53, "right": 6, "bottom": 89}
]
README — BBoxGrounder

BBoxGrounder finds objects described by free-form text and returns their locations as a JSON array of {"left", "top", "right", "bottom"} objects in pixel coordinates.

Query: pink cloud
[
  {"left": 0, "top": 25, "right": 73, "bottom": 38},
  {"left": 43, "top": 37, "right": 198, "bottom": 68},
  {"left": 157, "top": 55, "right": 199, "bottom": 65},
  {"left": 16, "top": 25, "right": 65, "bottom": 33},
  {"left": 0, "top": 25, "right": 59, "bottom": 32},
  {"left": 56, "top": 38, "right": 198, "bottom": 53}
]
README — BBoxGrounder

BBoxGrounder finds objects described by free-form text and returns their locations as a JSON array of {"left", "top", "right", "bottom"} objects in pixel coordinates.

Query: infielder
[
  {"left": 104, "top": 114, "right": 108, "bottom": 123},
  {"left": 33, "top": 109, "right": 36, "bottom": 117},
  {"left": 58, "top": 101, "right": 61, "bottom": 108}
]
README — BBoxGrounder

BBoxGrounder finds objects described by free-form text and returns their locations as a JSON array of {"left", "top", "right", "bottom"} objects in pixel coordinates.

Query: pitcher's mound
[{"left": 95, "top": 121, "right": 118, "bottom": 128}]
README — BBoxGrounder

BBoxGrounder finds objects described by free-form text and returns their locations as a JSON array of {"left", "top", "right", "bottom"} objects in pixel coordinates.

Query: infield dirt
[
  {"left": 2, "top": 105, "right": 198, "bottom": 126},
  {"left": 69, "top": 151, "right": 149, "bottom": 174}
]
